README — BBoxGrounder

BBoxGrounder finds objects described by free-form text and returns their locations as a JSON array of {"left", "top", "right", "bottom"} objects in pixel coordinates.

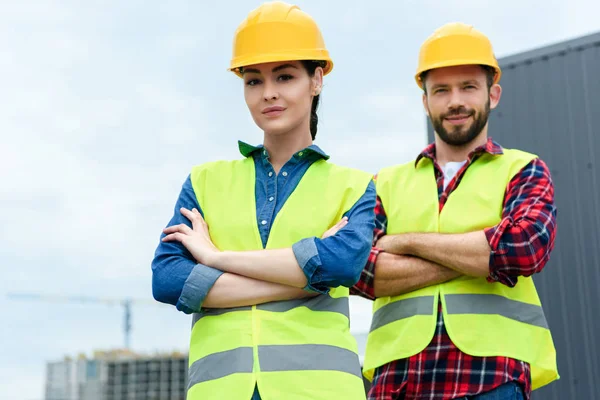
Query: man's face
[{"left": 422, "top": 65, "right": 501, "bottom": 146}]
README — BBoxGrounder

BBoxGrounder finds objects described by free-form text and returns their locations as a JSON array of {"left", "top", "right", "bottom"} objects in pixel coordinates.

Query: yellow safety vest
[
  {"left": 363, "top": 149, "right": 559, "bottom": 391},
  {"left": 186, "top": 156, "right": 373, "bottom": 400}
]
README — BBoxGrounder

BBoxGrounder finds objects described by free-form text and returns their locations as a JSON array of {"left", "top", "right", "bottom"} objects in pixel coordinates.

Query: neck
[
  {"left": 435, "top": 126, "right": 488, "bottom": 166},
  {"left": 263, "top": 125, "right": 312, "bottom": 173}
]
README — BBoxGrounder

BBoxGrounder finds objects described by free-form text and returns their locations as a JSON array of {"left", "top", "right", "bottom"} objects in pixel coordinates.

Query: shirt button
[
  {"left": 282, "top": 171, "right": 288, "bottom": 177},
  {"left": 268, "top": 171, "right": 273, "bottom": 177},
  {"left": 269, "top": 196, "right": 274, "bottom": 202},
  {"left": 298, "top": 152, "right": 303, "bottom": 156},
  {"left": 261, "top": 220, "right": 267, "bottom": 225}
]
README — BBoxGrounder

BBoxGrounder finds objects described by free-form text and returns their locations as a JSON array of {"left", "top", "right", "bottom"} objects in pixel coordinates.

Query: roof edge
[{"left": 498, "top": 30, "right": 600, "bottom": 67}]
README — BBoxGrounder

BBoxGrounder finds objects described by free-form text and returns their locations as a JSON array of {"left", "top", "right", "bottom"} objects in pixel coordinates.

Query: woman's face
[{"left": 242, "top": 61, "right": 321, "bottom": 138}]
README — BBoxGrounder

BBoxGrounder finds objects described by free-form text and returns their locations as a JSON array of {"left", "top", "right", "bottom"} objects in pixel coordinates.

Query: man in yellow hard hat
[{"left": 352, "top": 22, "right": 559, "bottom": 399}]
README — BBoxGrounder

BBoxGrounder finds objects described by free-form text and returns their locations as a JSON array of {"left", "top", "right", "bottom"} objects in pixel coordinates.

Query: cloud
[{"left": 1, "top": 0, "right": 599, "bottom": 398}]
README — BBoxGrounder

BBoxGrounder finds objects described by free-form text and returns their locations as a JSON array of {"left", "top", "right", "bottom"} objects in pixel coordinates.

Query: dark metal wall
[{"left": 427, "top": 31, "right": 600, "bottom": 399}]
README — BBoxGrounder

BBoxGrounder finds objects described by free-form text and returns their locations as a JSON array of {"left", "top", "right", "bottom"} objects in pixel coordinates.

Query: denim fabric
[
  {"left": 456, "top": 381, "right": 524, "bottom": 400},
  {"left": 152, "top": 141, "right": 375, "bottom": 312}
]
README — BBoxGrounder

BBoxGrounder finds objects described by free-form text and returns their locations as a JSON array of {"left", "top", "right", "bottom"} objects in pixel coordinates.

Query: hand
[
  {"left": 162, "top": 207, "right": 220, "bottom": 266},
  {"left": 375, "top": 235, "right": 393, "bottom": 251},
  {"left": 322, "top": 216, "right": 348, "bottom": 239},
  {"left": 376, "top": 234, "right": 410, "bottom": 254}
]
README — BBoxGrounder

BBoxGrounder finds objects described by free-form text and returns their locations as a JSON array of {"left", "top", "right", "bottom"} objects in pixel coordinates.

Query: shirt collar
[
  {"left": 414, "top": 137, "right": 504, "bottom": 167},
  {"left": 237, "top": 140, "right": 330, "bottom": 161}
]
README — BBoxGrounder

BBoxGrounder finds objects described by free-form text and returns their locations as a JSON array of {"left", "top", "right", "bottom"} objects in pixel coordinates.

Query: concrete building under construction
[
  {"left": 45, "top": 350, "right": 188, "bottom": 400},
  {"left": 45, "top": 341, "right": 371, "bottom": 400}
]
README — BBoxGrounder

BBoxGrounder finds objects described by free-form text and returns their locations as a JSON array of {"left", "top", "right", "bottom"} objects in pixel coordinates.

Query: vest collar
[
  {"left": 237, "top": 140, "right": 330, "bottom": 161},
  {"left": 414, "top": 137, "right": 504, "bottom": 168}
]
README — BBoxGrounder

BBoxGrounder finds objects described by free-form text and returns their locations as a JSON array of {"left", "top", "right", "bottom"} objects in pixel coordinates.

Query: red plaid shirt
[{"left": 351, "top": 138, "right": 557, "bottom": 400}]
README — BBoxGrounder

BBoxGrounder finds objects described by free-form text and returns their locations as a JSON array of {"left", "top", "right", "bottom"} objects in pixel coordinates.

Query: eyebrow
[
  {"left": 272, "top": 63, "right": 298, "bottom": 73},
  {"left": 430, "top": 80, "right": 481, "bottom": 90},
  {"left": 430, "top": 83, "right": 449, "bottom": 91},
  {"left": 242, "top": 63, "right": 299, "bottom": 75}
]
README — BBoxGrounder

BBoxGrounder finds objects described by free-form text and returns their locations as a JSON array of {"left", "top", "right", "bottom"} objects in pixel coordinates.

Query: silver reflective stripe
[
  {"left": 192, "top": 296, "right": 349, "bottom": 328},
  {"left": 370, "top": 296, "right": 435, "bottom": 332},
  {"left": 258, "top": 344, "right": 362, "bottom": 378},
  {"left": 192, "top": 306, "right": 252, "bottom": 327},
  {"left": 257, "top": 295, "right": 349, "bottom": 318},
  {"left": 445, "top": 293, "right": 549, "bottom": 329},
  {"left": 187, "top": 347, "right": 253, "bottom": 389}
]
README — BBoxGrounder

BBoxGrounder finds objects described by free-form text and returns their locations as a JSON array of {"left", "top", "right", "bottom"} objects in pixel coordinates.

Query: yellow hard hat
[
  {"left": 229, "top": 1, "right": 333, "bottom": 77},
  {"left": 415, "top": 22, "right": 501, "bottom": 88}
]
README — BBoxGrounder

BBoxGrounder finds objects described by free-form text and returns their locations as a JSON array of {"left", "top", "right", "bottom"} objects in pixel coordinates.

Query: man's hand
[
  {"left": 377, "top": 231, "right": 491, "bottom": 278},
  {"left": 162, "top": 207, "right": 220, "bottom": 266},
  {"left": 376, "top": 233, "right": 410, "bottom": 254}
]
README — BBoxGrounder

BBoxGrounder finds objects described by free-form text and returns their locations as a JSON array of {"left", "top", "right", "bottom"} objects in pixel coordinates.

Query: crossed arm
[
  {"left": 352, "top": 159, "right": 557, "bottom": 299},
  {"left": 371, "top": 232, "right": 489, "bottom": 297},
  {"left": 162, "top": 208, "right": 348, "bottom": 309},
  {"left": 152, "top": 176, "right": 376, "bottom": 312},
  {"left": 202, "top": 272, "right": 317, "bottom": 309}
]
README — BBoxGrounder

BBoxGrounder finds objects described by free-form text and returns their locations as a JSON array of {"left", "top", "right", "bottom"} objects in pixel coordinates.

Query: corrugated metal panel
[{"left": 427, "top": 32, "right": 600, "bottom": 399}]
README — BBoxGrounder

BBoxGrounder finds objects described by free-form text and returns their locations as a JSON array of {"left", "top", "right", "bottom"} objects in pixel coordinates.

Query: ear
[
  {"left": 312, "top": 67, "right": 324, "bottom": 96},
  {"left": 489, "top": 84, "right": 502, "bottom": 109}
]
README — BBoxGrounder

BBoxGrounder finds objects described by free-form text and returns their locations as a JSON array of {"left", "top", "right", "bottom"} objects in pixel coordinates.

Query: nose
[
  {"left": 447, "top": 87, "right": 466, "bottom": 110},
  {"left": 263, "top": 80, "right": 279, "bottom": 102}
]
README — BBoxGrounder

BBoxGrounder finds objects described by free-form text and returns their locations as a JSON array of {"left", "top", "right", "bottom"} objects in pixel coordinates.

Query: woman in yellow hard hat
[{"left": 151, "top": 2, "right": 375, "bottom": 399}]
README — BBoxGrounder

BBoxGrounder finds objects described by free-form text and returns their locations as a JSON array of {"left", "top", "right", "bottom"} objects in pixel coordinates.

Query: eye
[
  {"left": 464, "top": 85, "right": 477, "bottom": 90},
  {"left": 277, "top": 74, "right": 294, "bottom": 82},
  {"left": 245, "top": 78, "right": 261, "bottom": 86},
  {"left": 433, "top": 88, "right": 447, "bottom": 94}
]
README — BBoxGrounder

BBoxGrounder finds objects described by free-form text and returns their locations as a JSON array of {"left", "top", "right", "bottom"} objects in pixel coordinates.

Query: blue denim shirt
[{"left": 151, "top": 141, "right": 376, "bottom": 314}]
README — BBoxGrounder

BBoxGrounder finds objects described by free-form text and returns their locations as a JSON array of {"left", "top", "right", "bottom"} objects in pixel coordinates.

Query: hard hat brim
[
  {"left": 229, "top": 53, "right": 333, "bottom": 77},
  {"left": 415, "top": 59, "right": 502, "bottom": 88}
]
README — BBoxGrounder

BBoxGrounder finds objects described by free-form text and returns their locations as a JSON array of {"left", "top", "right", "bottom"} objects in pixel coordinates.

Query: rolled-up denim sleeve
[
  {"left": 177, "top": 264, "right": 223, "bottom": 313},
  {"left": 292, "top": 180, "right": 376, "bottom": 293},
  {"left": 151, "top": 175, "right": 224, "bottom": 314}
]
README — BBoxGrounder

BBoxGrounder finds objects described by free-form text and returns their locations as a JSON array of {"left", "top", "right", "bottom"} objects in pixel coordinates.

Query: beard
[{"left": 430, "top": 99, "right": 490, "bottom": 146}]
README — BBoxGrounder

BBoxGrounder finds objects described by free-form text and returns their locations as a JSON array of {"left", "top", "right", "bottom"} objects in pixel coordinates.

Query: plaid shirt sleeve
[
  {"left": 351, "top": 178, "right": 387, "bottom": 300},
  {"left": 484, "top": 158, "right": 557, "bottom": 287}
]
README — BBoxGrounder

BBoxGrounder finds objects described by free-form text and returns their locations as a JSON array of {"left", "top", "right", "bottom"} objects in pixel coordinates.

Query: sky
[{"left": 1, "top": 0, "right": 598, "bottom": 398}]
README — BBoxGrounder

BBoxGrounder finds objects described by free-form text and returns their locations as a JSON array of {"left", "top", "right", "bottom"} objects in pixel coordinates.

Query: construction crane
[{"left": 6, "top": 292, "right": 168, "bottom": 349}]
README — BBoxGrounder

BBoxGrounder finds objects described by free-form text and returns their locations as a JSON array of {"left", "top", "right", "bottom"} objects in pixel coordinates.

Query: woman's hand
[
  {"left": 321, "top": 216, "right": 348, "bottom": 239},
  {"left": 162, "top": 207, "right": 220, "bottom": 266}
]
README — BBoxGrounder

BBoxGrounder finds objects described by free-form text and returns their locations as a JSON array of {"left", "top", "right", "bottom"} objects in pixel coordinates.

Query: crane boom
[{"left": 6, "top": 291, "right": 167, "bottom": 349}]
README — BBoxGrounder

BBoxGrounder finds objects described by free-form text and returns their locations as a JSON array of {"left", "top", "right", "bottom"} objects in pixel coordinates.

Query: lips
[
  {"left": 444, "top": 114, "right": 471, "bottom": 125},
  {"left": 262, "top": 106, "right": 286, "bottom": 116}
]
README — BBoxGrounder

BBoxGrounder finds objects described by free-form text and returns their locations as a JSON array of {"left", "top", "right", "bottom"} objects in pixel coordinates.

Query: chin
[{"left": 260, "top": 120, "right": 296, "bottom": 136}]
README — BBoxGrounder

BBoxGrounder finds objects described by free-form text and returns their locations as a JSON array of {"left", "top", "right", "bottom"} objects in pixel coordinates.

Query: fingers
[
  {"left": 335, "top": 216, "right": 349, "bottom": 228},
  {"left": 191, "top": 207, "right": 211, "bottom": 234},
  {"left": 162, "top": 223, "right": 193, "bottom": 236},
  {"left": 180, "top": 207, "right": 206, "bottom": 232},
  {"left": 321, "top": 217, "right": 349, "bottom": 239},
  {"left": 329, "top": 216, "right": 348, "bottom": 233},
  {"left": 162, "top": 232, "right": 186, "bottom": 242}
]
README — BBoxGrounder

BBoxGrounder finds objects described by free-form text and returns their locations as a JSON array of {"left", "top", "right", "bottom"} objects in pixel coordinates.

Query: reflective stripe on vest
[
  {"left": 446, "top": 294, "right": 549, "bottom": 329},
  {"left": 370, "top": 294, "right": 549, "bottom": 332},
  {"left": 187, "top": 157, "right": 373, "bottom": 400},
  {"left": 187, "top": 344, "right": 362, "bottom": 390},
  {"left": 363, "top": 149, "right": 558, "bottom": 391},
  {"left": 370, "top": 296, "right": 435, "bottom": 332},
  {"left": 192, "top": 295, "right": 349, "bottom": 327},
  {"left": 188, "top": 347, "right": 254, "bottom": 387}
]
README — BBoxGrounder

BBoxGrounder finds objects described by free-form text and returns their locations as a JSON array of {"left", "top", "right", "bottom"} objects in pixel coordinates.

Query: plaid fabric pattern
[{"left": 351, "top": 138, "right": 556, "bottom": 399}]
